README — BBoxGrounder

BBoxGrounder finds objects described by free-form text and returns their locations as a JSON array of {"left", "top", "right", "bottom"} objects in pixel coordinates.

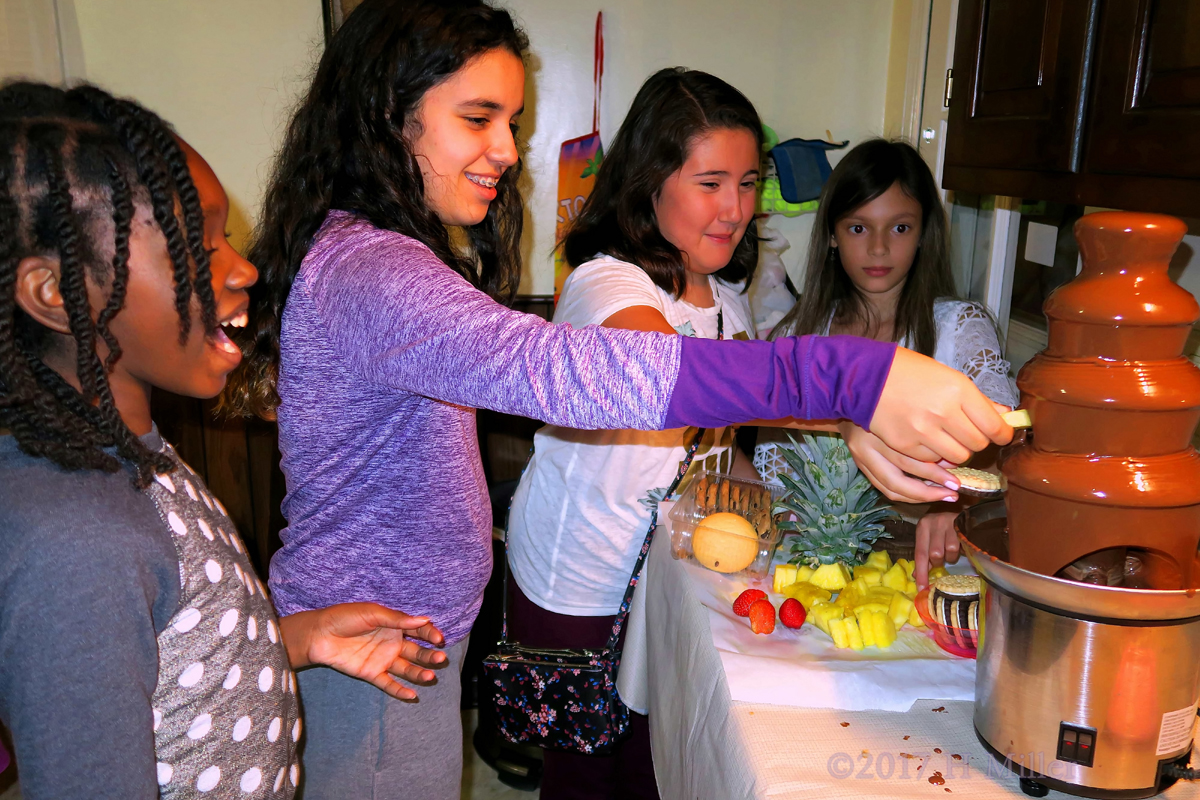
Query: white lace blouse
[
  {"left": 753, "top": 299, "right": 1018, "bottom": 484},
  {"left": 818, "top": 298, "right": 1018, "bottom": 407}
]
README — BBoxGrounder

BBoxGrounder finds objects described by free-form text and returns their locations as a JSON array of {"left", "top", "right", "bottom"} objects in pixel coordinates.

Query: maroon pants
[{"left": 508, "top": 575, "right": 661, "bottom": 800}]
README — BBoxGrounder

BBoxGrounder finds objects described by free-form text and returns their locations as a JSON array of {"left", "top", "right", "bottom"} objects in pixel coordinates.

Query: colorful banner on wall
[{"left": 554, "top": 12, "right": 604, "bottom": 303}]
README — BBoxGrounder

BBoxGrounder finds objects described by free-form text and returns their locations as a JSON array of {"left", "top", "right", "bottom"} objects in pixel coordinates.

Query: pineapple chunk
[
  {"left": 852, "top": 565, "right": 883, "bottom": 586},
  {"left": 784, "top": 582, "right": 833, "bottom": 609},
  {"left": 928, "top": 565, "right": 950, "bottom": 582},
  {"left": 809, "top": 601, "right": 843, "bottom": 635},
  {"left": 888, "top": 593, "right": 915, "bottom": 630},
  {"left": 859, "top": 613, "right": 877, "bottom": 647},
  {"left": 772, "top": 564, "right": 799, "bottom": 593},
  {"left": 852, "top": 601, "right": 890, "bottom": 620},
  {"left": 908, "top": 605, "right": 926, "bottom": 628},
  {"left": 865, "top": 550, "right": 892, "bottom": 572},
  {"left": 904, "top": 580, "right": 918, "bottom": 598},
  {"left": 869, "top": 610, "right": 898, "bottom": 648},
  {"left": 808, "top": 563, "right": 851, "bottom": 591},
  {"left": 897, "top": 558, "right": 915, "bottom": 578},
  {"left": 882, "top": 563, "right": 909, "bottom": 591},
  {"left": 795, "top": 565, "right": 816, "bottom": 584},
  {"left": 844, "top": 616, "right": 865, "bottom": 650},
  {"left": 828, "top": 616, "right": 851, "bottom": 648},
  {"left": 868, "top": 586, "right": 898, "bottom": 600}
]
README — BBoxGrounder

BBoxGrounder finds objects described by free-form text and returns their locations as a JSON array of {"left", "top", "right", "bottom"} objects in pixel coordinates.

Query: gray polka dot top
[{"left": 147, "top": 442, "right": 300, "bottom": 798}]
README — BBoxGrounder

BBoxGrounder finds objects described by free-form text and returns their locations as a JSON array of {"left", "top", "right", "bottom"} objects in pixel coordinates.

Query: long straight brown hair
[{"left": 770, "top": 139, "right": 954, "bottom": 357}]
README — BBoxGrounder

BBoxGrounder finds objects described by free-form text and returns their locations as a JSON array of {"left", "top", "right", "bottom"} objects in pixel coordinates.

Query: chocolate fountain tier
[
  {"left": 1017, "top": 354, "right": 1200, "bottom": 456},
  {"left": 1044, "top": 212, "right": 1198, "bottom": 361},
  {"left": 1004, "top": 211, "right": 1200, "bottom": 589}
]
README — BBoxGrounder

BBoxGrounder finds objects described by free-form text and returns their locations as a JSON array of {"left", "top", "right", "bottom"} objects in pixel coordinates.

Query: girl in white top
[
  {"left": 505, "top": 68, "right": 766, "bottom": 799},
  {"left": 763, "top": 139, "right": 1018, "bottom": 587}
]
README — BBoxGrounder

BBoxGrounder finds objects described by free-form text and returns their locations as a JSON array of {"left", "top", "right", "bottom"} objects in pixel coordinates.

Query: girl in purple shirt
[{"left": 223, "top": 1, "right": 1011, "bottom": 797}]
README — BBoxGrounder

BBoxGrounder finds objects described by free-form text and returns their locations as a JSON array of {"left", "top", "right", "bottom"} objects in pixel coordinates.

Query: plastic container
[
  {"left": 915, "top": 587, "right": 979, "bottom": 658},
  {"left": 668, "top": 471, "right": 787, "bottom": 579}
]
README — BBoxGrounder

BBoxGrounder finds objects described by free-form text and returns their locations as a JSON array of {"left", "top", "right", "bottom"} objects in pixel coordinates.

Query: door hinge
[{"left": 943, "top": 68, "right": 954, "bottom": 109}]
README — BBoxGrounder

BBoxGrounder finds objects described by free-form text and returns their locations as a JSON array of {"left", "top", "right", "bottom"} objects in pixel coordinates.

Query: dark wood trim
[{"left": 943, "top": 164, "right": 1200, "bottom": 216}]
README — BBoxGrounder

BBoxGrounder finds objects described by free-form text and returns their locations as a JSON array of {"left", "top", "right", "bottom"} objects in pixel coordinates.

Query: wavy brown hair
[
  {"left": 770, "top": 139, "right": 954, "bottom": 357},
  {"left": 223, "top": 0, "right": 528, "bottom": 419},
  {"left": 561, "top": 67, "right": 763, "bottom": 297}
]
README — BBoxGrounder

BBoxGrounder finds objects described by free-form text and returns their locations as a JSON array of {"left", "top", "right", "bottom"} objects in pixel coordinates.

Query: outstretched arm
[{"left": 279, "top": 603, "right": 447, "bottom": 701}]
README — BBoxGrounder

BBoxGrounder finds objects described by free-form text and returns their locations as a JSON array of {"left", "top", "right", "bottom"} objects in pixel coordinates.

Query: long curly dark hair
[
  {"left": 223, "top": 0, "right": 529, "bottom": 420},
  {"left": 770, "top": 139, "right": 954, "bottom": 357},
  {"left": 0, "top": 81, "right": 217, "bottom": 487},
  {"left": 562, "top": 68, "right": 763, "bottom": 298}
]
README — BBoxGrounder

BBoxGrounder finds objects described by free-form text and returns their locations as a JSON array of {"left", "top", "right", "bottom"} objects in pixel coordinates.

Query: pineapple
[
  {"left": 774, "top": 433, "right": 896, "bottom": 568},
  {"left": 896, "top": 558, "right": 915, "bottom": 578},
  {"left": 929, "top": 565, "right": 950, "bottom": 582},
  {"left": 808, "top": 562, "right": 851, "bottom": 591},
  {"left": 865, "top": 550, "right": 892, "bottom": 572},
  {"left": 783, "top": 582, "right": 833, "bottom": 610},
  {"left": 882, "top": 563, "right": 909, "bottom": 591},
  {"left": 866, "top": 611, "right": 898, "bottom": 648},
  {"left": 829, "top": 616, "right": 865, "bottom": 650},
  {"left": 853, "top": 565, "right": 883, "bottom": 586},
  {"left": 795, "top": 565, "right": 816, "bottom": 584},
  {"left": 809, "top": 601, "right": 844, "bottom": 634},
  {"left": 888, "top": 593, "right": 915, "bottom": 630},
  {"left": 908, "top": 605, "right": 926, "bottom": 628},
  {"left": 772, "top": 564, "right": 799, "bottom": 593},
  {"left": 905, "top": 580, "right": 918, "bottom": 598}
]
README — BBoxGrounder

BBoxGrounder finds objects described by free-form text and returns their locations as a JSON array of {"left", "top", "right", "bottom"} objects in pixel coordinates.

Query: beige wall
[
  {"left": 51, "top": 0, "right": 904, "bottom": 292},
  {"left": 507, "top": 0, "right": 898, "bottom": 292},
  {"left": 67, "top": 0, "right": 323, "bottom": 249}
]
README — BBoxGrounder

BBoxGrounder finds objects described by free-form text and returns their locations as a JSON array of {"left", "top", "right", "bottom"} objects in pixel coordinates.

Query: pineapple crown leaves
[{"left": 770, "top": 432, "right": 897, "bottom": 567}]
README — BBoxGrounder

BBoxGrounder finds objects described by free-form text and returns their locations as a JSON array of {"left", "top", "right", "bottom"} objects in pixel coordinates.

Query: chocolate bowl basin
[{"left": 956, "top": 501, "right": 1200, "bottom": 621}]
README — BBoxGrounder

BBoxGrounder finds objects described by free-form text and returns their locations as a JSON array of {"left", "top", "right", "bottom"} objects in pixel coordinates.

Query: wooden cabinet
[{"left": 944, "top": 0, "right": 1200, "bottom": 215}]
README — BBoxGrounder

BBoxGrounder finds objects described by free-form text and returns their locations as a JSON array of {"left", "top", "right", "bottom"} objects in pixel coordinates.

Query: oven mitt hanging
[{"left": 770, "top": 137, "right": 849, "bottom": 204}]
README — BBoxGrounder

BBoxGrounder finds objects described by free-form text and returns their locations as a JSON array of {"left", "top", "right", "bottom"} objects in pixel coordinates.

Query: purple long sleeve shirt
[{"left": 272, "top": 212, "right": 895, "bottom": 643}]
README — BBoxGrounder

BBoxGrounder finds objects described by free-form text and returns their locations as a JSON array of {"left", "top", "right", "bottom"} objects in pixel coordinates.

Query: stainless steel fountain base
[{"left": 958, "top": 502, "right": 1200, "bottom": 798}]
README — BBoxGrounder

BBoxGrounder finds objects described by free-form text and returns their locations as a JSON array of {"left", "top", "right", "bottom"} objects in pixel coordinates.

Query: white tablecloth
[{"left": 618, "top": 525, "right": 1200, "bottom": 800}]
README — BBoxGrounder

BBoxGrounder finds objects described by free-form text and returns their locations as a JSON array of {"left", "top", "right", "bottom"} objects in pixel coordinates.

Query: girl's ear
[{"left": 14, "top": 255, "right": 71, "bottom": 335}]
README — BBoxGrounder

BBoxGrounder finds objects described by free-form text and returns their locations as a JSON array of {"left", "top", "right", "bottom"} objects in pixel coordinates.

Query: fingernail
[
  {"left": 943, "top": 495, "right": 957, "bottom": 503},
  {"left": 944, "top": 479, "right": 960, "bottom": 490}
]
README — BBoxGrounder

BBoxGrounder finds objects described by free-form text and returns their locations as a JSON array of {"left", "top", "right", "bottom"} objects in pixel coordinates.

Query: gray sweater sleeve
[{"left": 0, "top": 451, "right": 180, "bottom": 800}]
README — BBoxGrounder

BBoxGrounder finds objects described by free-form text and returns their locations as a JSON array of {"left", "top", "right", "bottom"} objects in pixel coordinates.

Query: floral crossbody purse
[{"left": 482, "top": 428, "right": 706, "bottom": 755}]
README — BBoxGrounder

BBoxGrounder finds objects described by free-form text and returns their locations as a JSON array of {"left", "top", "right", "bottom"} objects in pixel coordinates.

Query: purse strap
[
  {"left": 498, "top": 427, "right": 706, "bottom": 647},
  {"left": 603, "top": 427, "right": 705, "bottom": 652}
]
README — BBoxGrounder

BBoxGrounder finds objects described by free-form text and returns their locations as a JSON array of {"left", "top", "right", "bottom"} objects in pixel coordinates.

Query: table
[{"left": 618, "top": 528, "right": 1200, "bottom": 800}]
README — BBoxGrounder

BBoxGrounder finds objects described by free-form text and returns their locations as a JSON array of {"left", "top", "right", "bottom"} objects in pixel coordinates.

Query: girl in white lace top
[{"left": 760, "top": 139, "right": 1017, "bottom": 585}]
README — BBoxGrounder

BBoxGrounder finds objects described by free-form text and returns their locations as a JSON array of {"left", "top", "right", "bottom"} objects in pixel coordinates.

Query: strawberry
[
  {"left": 748, "top": 598, "right": 776, "bottom": 634},
  {"left": 732, "top": 589, "right": 767, "bottom": 617},
  {"left": 779, "top": 598, "right": 807, "bottom": 629}
]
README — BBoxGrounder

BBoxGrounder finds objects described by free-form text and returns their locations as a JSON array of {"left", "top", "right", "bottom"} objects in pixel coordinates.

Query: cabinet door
[
  {"left": 1085, "top": 0, "right": 1200, "bottom": 180},
  {"left": 945, "top": 0, "right": 1099, "bottom": 174}
]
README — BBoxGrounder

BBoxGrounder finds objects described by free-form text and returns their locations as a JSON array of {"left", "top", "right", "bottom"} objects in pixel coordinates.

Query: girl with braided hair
[
  {"left": 0, "top": 81, "right": 451, "bottom": 799},
  {"left": 223, "top": 1, "right": 1012, "bottom": 796}
]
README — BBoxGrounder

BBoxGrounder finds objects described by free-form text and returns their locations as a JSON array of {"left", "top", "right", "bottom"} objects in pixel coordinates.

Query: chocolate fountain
[{"left": 957, "top": 212, "right": 1200, "bottom": 799}]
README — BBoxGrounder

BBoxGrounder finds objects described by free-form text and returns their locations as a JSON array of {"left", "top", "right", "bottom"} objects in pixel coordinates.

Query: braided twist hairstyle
[{"left": 0, "top": 81, "right": 217, "bottom": 486}]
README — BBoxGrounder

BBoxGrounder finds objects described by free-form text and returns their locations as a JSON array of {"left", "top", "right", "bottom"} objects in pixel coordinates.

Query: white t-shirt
[{"left": 506, "top": 255, "right": 756, "bottom": 616}]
